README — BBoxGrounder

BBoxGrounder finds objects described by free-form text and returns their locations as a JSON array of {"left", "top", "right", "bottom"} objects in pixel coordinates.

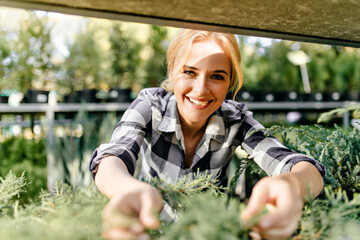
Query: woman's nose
[{"left": 193, "top": 75, "right": 209, "bottom": 95}]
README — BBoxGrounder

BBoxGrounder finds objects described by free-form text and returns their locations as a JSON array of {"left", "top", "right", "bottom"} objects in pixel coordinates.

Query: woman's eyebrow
[
  {"left": 184, "top": 65, "right": 229, "bottom": 75},
  {"left": 183, "top": 65, "right": 198, "bottom": 70},
  {"left": 214, "top": 70, "right": 229, "bottom": 76}
]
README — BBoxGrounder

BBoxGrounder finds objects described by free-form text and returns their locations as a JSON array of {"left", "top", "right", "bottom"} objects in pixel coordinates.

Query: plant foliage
[
  {"left": 294, "top": 187, "right": 360, "bottom": 240},
  {"left": 0, "top": 137, "right": 47, "bottom": 202},
  {"left": 0, "top": 177, "right": 107, "bottom": 240},
  {"left": 1, "top": 120, "right": 359, "bottom": 239},
  {"left": 0, "top": 165, "right": 359, "bottom": 239},
  {"left": 0, "top": 171, "right": 28, "bottom": 215},
  {"left": 317, "top": 103, "right": 360, "bottom": 123},
  {"left": 263, "top": 124, "right": 360, "bottom": 196}
]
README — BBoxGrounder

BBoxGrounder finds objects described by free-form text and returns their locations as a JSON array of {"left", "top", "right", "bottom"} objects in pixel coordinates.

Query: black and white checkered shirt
[{"left": 90, "top": 88, "right": 325, "bottom": 186}]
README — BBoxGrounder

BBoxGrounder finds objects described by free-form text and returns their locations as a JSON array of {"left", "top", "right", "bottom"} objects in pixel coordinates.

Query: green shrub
[
  {"left": 0, "top": 173, "right": 106, "bottom": 240},
  {"left": 0, "top": 165, "right": 359, "bottom": 239},
  {"left": 0, "top": 137, "right": 47, "bottom": 203},
  {"left": 263, "top": 124, "right": 360, "bottom": 196}
]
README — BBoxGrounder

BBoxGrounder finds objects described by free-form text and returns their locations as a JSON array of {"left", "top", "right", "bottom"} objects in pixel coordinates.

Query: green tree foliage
[
  {"left": 0, "top": 27, "right": 11, "bottom": 88},
  {"left": 242, "top": 40, "right": 301, "bottom": 92},
  {"left": 241, "top": 38, "right": 360, "bottom": 93},
  {"left": 6, "top": 11, "right": 55, "bottom": 92},
  {"left": 58, "top": 20, "right": 106, "bottom": 92},
  {"left": 108, "top": 22, "right": 142, "bottom": 89},
  {"left": 304, "top": 44, "right": 360, "bottom": 93},
  {"left": 144, "top": 26, "right": 168, "bottom": 87}
]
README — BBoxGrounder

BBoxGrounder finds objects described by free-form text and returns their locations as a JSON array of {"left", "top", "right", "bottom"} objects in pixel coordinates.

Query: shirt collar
[
  {"left": 157, "top": 95, "right": 180, "bottom": 133},
  {"left": 205, "top": 113, "right": 225, "bottom": 143}
]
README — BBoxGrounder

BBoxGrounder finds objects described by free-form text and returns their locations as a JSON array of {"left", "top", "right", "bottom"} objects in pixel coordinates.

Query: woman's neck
[
  {"left": 179, "top": 117, "right": 208, "bottom": 169},
  {"left": 180, "top": 116, "right": 208, "bottom": 139}
]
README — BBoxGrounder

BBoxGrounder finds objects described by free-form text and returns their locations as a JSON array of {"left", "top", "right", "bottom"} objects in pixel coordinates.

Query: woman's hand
[
  {"left": 241, "top": 175, "right": 304, "bottom": 240},
  {"left": 101, "top": 182, "right": 163, "bottom": 240},
  {"left": 94, "top": 156, "right": 163, "bottom": 239}
]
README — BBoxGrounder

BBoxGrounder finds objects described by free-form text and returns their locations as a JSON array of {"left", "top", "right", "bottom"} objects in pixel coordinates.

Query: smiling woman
[{"left": 91, "top": 28, "right": 325, "bottom": 240}]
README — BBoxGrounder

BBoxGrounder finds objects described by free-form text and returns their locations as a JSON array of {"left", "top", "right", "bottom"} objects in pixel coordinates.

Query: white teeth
[{"left": 188, "top": 97, "right": 209, "bottom": 106}]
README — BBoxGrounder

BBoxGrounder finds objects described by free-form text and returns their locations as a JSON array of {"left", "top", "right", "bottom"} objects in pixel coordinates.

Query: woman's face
[{"left": 173, "top": 39, "right": 231, "bottom": 129}]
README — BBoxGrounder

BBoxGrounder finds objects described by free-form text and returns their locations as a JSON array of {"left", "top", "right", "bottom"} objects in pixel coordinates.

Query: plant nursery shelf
[
  {"left": 0, "top": 102, "right": 131, "bottom": 114},
  {"left": 0, "top": 101, "right": 355, "bottom": 114},
  {"left": 246, "top": 101, "right": 356, "bottom": 111}
]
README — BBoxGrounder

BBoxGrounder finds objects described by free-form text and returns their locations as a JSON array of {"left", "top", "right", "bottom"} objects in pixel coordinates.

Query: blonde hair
[{"left": 161, "top": 29, "right": 243, "bottom": 98}]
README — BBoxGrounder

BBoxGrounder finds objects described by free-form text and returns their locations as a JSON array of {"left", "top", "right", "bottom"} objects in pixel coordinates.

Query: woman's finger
[
  {"left": 102, "top": 196, "right": 145, "bottom": 234},
  {"left": 242, "top": 178, "right": 270, "bottom": 221},
  {"left": 258, "top": 204, "right": 301, "bottom": 239},
  {"left": 139, "top": 189, "right": 163, "bottom": 229},
  {"left": 255, "top": 188, "right": 303, "bottom": 239}
]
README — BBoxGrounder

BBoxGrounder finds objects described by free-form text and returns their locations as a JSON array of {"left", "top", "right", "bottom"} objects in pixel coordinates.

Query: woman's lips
[{"left": 186, "top": 96, "right": 213, "bottom": 108}]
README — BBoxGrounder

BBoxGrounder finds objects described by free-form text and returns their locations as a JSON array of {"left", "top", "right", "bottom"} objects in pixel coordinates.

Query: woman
[{"left": 90, "top": 29, "right": 325, "bottom": 239}]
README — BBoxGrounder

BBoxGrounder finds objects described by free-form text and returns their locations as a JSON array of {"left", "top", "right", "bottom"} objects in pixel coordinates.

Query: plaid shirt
[{"left": 90, "top": 88, "right": 325, "bottom": 186}]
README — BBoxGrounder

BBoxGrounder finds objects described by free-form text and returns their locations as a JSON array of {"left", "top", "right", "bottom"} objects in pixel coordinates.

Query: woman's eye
[
  {"left": 212, "top": 74, "right": 224, "bottom": 80},
  {"left": 184, "top": 70, "right": 195, "bottom": 76}
]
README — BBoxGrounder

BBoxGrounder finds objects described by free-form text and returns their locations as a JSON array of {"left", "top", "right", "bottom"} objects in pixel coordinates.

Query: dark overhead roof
[{"left": 1, "top": 0, "right": 360, "bottom": 47}]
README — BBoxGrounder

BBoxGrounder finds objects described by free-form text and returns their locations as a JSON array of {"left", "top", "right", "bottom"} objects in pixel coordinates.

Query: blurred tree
[
  {"left": 262, "top": 41, "right": 301, "bottom": 92},
  {"left": 59, "top": 20, "right": 106, "bottom": 93},
  {"left": 241, "top": 37, "right": 360, "bottom": 94},
  {"left": 331, "top": 47, "right": 360, "bottom": 93},
  {"left": 303, "top": 44, "right": 360, "bottom": 93},
  {"left": 144, "top": 25, "right": 168, "bottom": 88},
  {"left": 241, "top": 39, "right": 301, "bottom": 92},
  {"left": 0, "top": 27, "right": 12, "bottom": 93},
  {"left": 108, "top": 22, "right": 142, "bottom": 89},
  {"left": 7, "top": 11, "right": 55, "bottom": 93}
]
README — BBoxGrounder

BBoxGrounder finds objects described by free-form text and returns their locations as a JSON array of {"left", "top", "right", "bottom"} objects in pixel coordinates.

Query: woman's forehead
[{"left": 184, "top": 40, "right": 230, "bottom": 70}]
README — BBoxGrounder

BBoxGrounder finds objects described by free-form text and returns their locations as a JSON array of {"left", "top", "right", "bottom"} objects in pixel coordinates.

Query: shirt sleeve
[
  {"left": 239, "top": 108, "right": 326, "bottom": 177},
  {"left": 89, "top": 90, "right": 153, "bottom": 178}
]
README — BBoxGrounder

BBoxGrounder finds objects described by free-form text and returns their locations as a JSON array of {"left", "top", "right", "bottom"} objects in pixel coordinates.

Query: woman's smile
[{"left": 186, "top": 96, "right": 213, "bottom": 108}]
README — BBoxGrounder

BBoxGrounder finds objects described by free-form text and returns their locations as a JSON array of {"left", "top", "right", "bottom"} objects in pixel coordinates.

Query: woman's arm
[
  {"left": 286, "top": 161, "right": 324, "bottom": 200},
  {"left": 95, "top": 155, "right": 139, "bottom": 198},
  {"left": 95, "top": 156, "right": 163, "bottom": 239}
]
